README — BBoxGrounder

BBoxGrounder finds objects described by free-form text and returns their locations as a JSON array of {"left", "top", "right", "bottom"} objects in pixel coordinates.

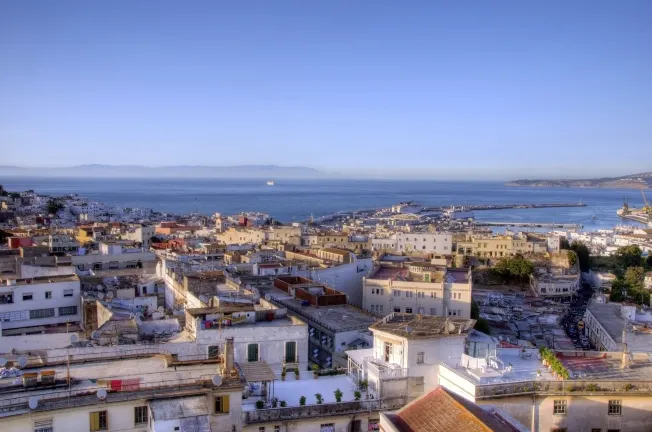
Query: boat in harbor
[{"left": 266, "top": 180, "right": 275, "bottom": 186}]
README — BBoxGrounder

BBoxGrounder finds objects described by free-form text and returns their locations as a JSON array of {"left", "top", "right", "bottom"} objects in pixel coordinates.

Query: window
[
  {"left": 134, "top": 406, "right": 148, "bottom": 425},
  {"left": 208, "top": 345, "right": 220, "bottom": 359},
  {"left": 247, "top": 343, "right": 259, "bottom": 362},
  {"left": 59, "top": 306, "right": 78, "bottom": 316},
  {"left": 553, "top": 400, "right": 567, "bottom": 415},
  {"left": 320, "top": 423, "right": 335, "bottom": 432},
  {"left": 431, "top": 292, "right": 437, "bottom": 298},
  {"left": 23, "top": 293, "right": 33, "bottom": 301},
  {"left": 30, "top": 308, "right": 55, "bottom": 319},
  {"left": 608, "top": 400, "right": 621, "bottom": 416},
  {"left": 406, "top": 291, "right": 413, "bottom": 298},
  {"left": 405, "top": 308, "right": 413, "bottom": 314},
  {"left": 458, "top": 309, "right": 462, "bottom": 316},
  {"left": 394, "top": 307, "right": 400, "bottom": 313},
  {"left": 380, "top": 305, "right": 384, "bottom": 313},
  {"left": 63, "top": 289, "right": 74, "bottom": 297},
  {"left": 417, "top": 352, "right": 424, "bottom": 364},
  {"left": 90, "top": 410, "right": 108, "bottom": 431},
  {"left": 285, "top": 341, "right": 297, "bottom": 363},
  {"left": 215, "top": 395, "right": 230, "bottom": 414},
  {"left": 33, "top": 418, "right": 53, "bottom": 432},
  {"left": 417, "top": 292, "right": 424, "bottom": 298},
  {"left": 45, "top": 291, "right": 52, "bottom": 299},
  {"left": 259, "top": 428, "right": 266, "bottom": 432},
  {"left": 274, "top": 426, "right": 281, "bottom": 432},
  {"left": 393, "top": 290, "right": 400, "bottom": 297}
]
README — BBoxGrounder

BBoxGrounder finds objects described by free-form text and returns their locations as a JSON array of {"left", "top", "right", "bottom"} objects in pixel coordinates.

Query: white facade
[
  {"left": 371, "top": 236, "right": 397, "bottom": 252},
  {"left": 395, "top": 232, "right": 452, "bottom": 254},
  {"left": 294, "top": 258, "right": 373, "bottom": 307},
  {"left": 0, "top": 276, "right": 81, "bottom": 329}
]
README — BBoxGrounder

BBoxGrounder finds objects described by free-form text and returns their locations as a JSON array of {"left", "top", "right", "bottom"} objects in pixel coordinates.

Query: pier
[
  {"left": 423, "top": 202, "right": 587, "bottom": 212},
  {"left": 474, "top": 222, "right": 583, "bottom": 229}
]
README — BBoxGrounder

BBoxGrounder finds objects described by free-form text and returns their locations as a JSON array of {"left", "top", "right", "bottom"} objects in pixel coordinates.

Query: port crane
[{"left": 642, "top": 188, "right": 652, "bottom": 216}]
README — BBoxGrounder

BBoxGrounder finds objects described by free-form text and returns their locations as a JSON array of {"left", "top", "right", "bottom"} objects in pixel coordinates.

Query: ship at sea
[{"left": 266, "top": 180, "right": 274, "bottom": 186}]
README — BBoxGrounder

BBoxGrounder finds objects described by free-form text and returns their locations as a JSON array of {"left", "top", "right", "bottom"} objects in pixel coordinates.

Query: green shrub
[{"left": 299, "top": 396, "right": 306, "bottom": 406}]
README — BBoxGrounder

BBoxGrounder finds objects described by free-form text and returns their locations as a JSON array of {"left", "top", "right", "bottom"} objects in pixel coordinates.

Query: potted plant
[
  {"left": 299, "top": 396, "right": 306, "bottom": 406},
  {"left": 281, "top": 368, "right": 287, "bottom": 381},
  {"left": 312, "top": 364, "right": 319, "bottom": 379},
  {"left": 334, "top": 388, "right": 343, "bottom": 403},
  {"left": 536, "top": 369, "right": 541, "bottom": 378},
  {"left": 315, "top": 393, "right": 323, "bottom": 404},
  {"left": 271, "top": 398, "right": 278, "bottom": 408},
  {"left": 294, "top": 368, "right": 300, "bottom": 380},
  {"left": 354, "top": 390, "right": 361, "bottom": 401},
  {"left": 255, "top": 400, "right": 265, "bottom": 409},
  {"left": 358, "top": 379, "right": 368, "bottom": 392}
]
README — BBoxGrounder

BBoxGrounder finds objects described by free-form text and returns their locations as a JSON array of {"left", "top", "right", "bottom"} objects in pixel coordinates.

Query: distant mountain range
[
  {"left": 506, "top": 172, "right": 652, "bottom": 189},
  {"left": 0, "top": 164, "right": 327, "bottom": 179}
]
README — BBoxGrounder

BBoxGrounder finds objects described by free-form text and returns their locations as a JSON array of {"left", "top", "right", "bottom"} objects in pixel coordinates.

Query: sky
[{"left": 1, "top": 1, "right": 651, "bottom": 180}]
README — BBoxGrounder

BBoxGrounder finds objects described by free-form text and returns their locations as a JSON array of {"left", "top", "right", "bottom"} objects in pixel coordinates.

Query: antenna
[
  {"left": 211, "top": 375, "right": 222, "bottom": 386},
  {"left": 97, "top": 388, "right": 107, "bottom": 400},
  {"left": 28, "top": 397, "right": 39, "bottom": 410}
]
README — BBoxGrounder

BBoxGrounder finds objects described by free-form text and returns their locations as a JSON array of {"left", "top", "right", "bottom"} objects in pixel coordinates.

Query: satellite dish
[
  {"left": 106, "top": 292, "right": 114, "bottom": 299},
  {"left": 0, "top": 358, "right": 6, "bottom": 367},
  {"left": 70, "top": 334, "right": 79, "bottom": 344},
  {"left": 28, "top": 397, "right": 39, "bottom": 410},
  {"left": 98, "top": 292, "right": 105, "bottom": 300},
  {"left": 97, "top": 388, "right": 107, "bottom": 400},
  {"left": 96, "top": 284, "right": 103, "bottom": 291},
  {"left": 211, "top": 375, "right": 222, "bottom": 386},
  {"left": 17, "top": 357, "right": 27, "bottom": 368}
]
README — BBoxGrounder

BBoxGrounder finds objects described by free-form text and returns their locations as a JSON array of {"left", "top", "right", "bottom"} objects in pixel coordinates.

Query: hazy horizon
[{"left": 2, "top": 1, "right": 651, "bottom": 178}]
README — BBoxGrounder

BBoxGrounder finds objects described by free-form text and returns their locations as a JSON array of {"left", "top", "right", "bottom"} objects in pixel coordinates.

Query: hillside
[{"left": 506, "top": 172, "right": 652, "bottom": 189}]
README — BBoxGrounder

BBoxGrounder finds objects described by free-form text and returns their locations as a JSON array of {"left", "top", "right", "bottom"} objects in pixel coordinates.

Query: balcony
[
  {"left": 365, "top": 358, "right": 408, "bottom": 380},
  {"left": 243, "top": 397, "right": 406, "bottom": 424}
]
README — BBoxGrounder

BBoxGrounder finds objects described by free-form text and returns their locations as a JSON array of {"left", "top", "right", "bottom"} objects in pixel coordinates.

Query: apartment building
[
  {"left": 583, "top": 297, "right": 652, "bottom": 352},
  {"left": 47, "top": 234, "right": 79, "bottom": 253},
  {"left": 72, "top": 242, "right": 157, "bottom": 275},
  {"left": 395, "top": 232, "right": 452, "bottom": 254},
  {"left": 124, "top": 224, "right": 155, "bottom": 249},
  {"left": 316, "top": 247, "right": 353, "bottom": 264},
  {"left": 530, "top": 272, "right": 581, "bottom": 300},
  {"left": 0, "top": 275, "right": 81, "bottom": 330},
  {"left": 217, "top": 227, "right": 266, "bottom": 245},
  {"left": 363, "top": 263, "right": 473, "bottom": 318},
  {"left": 456, "top": 232, "right": 547, "bottom": 259}
]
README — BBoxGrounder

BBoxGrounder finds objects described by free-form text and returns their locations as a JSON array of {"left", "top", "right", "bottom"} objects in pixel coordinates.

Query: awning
[{"left": 237, "top": 360, "right": 277, "bottom": 382}]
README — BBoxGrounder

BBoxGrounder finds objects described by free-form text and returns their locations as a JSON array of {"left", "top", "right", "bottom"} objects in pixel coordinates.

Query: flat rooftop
[
  {"left": 560, "top": 353, "right": 652, "bottom": 381},
  {"left": 370, "top": 313, "right": 475, "bottom": 339},
  {"left": 586, "top": 301, "right": 627, "bottom": 345},
  {"left": 272, "top": 294, "right": 375, "bottom": 332},
  {"left": 1, "top": 274, "right": 79, "bottom": 286}
]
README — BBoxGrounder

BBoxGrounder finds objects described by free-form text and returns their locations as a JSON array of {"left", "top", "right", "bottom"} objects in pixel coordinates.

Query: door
[
  {"left": 384, "top": 342, "right": 392, "bottom": 362},
  {"left": 285, "top": 341, "right": 297, "bottom": 363}
]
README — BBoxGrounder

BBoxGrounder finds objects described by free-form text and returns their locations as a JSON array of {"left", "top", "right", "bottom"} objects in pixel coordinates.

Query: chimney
[
  {"left": 224, "top": 337, "right": 235, "bottom": 376},
  {"left": 621, "top": 328, "right": 630, "bottom": 369}
]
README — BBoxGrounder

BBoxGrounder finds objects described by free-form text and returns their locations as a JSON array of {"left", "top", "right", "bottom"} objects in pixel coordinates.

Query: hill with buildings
[
  {"left": 506, "top": 172, "right": 652, "bottom": 189},
  {"left": 0, "top": 164, "right": 326, "bottom": 178}
]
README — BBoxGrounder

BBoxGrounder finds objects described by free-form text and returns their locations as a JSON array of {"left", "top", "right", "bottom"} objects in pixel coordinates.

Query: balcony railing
[
  {"left": 475, "top": 379, "right": 652, "bottom": 399},
  {"left": 366, "top": 359, "right": 408, "bottom": 380},
  {"left": 243, "top": 397, "right": 407, "bottom": 424}
]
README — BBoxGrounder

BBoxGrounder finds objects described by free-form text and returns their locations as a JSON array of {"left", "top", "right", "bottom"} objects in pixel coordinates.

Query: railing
[
  {"left": 366, "top": 359, "right": 408, "bottom": 380},
  {"left": 243, "top": 397, "right": 407, "bottom": 424},
  {"left": 475, "top": 379, "right": 652, "bottom": 398}
]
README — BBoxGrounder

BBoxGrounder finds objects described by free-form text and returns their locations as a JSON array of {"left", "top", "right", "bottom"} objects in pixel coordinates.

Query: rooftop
[
  {"left": 370, "top": 313, "right": 476, "bottom": 340},
  {"left": 272, "top": 294, "right": 375, "bottom": 332},
  {"left": 559, "top": 352, "right": 652, "bottom": 381},
  {"left": 385, "top": 386, "right": 526, "bottom": 432},
  {"left": 585, "top": 301, "right": 652, "bottom": 351},
  {"left": 1, "top": 274, "right": 79, "bottom": 286}
]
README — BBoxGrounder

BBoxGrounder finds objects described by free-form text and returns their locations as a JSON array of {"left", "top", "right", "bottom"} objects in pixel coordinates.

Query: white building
[
  {"left": 0, "top": 275, "right": 81, "bottom": 330},
  {"left": 395, "top": 232, "right": 452, "bottom": 254},
  {"left": 371, "top": 236, "right": 397, "bottom": 252},
  {"left": 363, "top": 264, "right": 473, "bottom": 318},
  {"left": 645, "top": 272, "right": 652, "bottom": 290},
  {"left": 125, "top": 225, "right": 156, "bottom": 250}
]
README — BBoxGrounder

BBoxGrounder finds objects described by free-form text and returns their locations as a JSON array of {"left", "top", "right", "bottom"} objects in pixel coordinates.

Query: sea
[{"left": 0, "top": 177, "right": 647, "bottom": 231}]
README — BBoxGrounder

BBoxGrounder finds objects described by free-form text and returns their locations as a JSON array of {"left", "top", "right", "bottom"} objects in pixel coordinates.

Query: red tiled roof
[{"left": 390, "top": 386, "right": 521, "bottom": 432}]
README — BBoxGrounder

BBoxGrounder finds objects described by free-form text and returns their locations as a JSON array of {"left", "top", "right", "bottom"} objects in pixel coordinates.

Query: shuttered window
[
  {"left": 215, "top": 395, "right": 230, "bottom": 414},
  {"left": 285, "top": 341, "right": 296, "bottom": 363},
  {"left": 34, "top": 418, "right": 53, "bottom": 432},
  {"left": 90, "top": 410, "right": 108, "bottom": 431},
  {"left": 247, "top": 343, "right": 259, "bottom": 362}
]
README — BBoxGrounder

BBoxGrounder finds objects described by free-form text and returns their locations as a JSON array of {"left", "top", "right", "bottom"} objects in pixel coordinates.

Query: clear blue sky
[{"left": 1, "top": 1, "right": 651, "bottom": 179}]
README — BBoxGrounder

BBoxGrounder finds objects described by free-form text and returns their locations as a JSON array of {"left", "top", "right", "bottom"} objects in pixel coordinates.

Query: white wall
[
  {"left": 295, "top": 258, "right": 373, "bottom": 307},
  {"left": 0, "top": 329, "right": 80, "bottom": 354},
  {"left": 396, "top": 232, "right": 452, "bottom": 254},
  {"left": 20, "top": 264, "right": 76, "bottom": 278}
]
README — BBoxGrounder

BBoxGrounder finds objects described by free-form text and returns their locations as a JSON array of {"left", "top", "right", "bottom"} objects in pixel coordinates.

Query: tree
[
  {"left": 647, "top": 255, "right": 652, "bottom": 269},
  {"left": 46, "top": 199, "right": 65, "bottom": 215},
  {"left": 559, "top": 237, "right": 571, "bottom": 250},
  {"left": 624, "top": 267, "right": 645, "bottom": 291},
  {"left": 494, "top": 255, "right": 534, "bottom": 283},
  {"left": 9, "top": 192, "right": 20, "bottom": 199},
  {"left": 474, "top": 318, "right": 491, "bottom": 335},
  {"left": 570, "top": 241, "right": 590, "bottom": 272},
  {"left": 471, "top": 299, "right": 480, "bottom": 320},
  {"left": 0, "top": 185, "right": 6, "bottom": 197},
  {"left": 567, "top": 250, "right": 578, "bottom": 267},
  {"left": 614, "top": 245, "right": 643, "bottom": 270}
]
